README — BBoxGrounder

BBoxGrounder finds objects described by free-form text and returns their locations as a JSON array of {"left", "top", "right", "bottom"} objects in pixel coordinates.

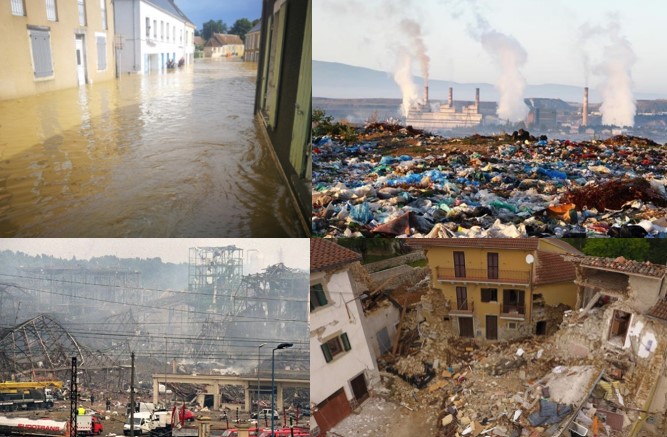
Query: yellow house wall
[
  {"left": 536, "top": 282, "right": 577, "bottom": 309},
  {"left": 1, "top": 0, "right": 115, "bottom": 101}
]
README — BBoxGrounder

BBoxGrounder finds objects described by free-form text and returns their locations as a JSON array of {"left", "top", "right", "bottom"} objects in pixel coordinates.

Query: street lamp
[
  {"left": 256, "top": 343, "right": 266, "bottom": 425},
  {"left": 271, "top": 343, "right": 293, "bottom": 436}
]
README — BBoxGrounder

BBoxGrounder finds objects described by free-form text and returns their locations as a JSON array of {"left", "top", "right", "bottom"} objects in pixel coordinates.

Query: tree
[
  {"left": 229, "top": 18, "right": 253, "bottom": 41},
  {"left": 202, "top": 19, "right": 227, "bottom": 40},
  {"left": 582, "top": 239, "right": 650, "bottom": 262}
]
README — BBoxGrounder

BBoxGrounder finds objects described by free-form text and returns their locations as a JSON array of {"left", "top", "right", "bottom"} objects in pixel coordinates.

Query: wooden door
[
  {"left": 486, "top": 315, "right": 498, "bottom": 340},
  {"left": 459, "top": 317, "right": 474, "bottom": 338}
]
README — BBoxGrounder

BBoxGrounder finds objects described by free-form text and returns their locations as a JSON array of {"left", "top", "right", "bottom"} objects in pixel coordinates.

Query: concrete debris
[{"left": 312, "top": 126, "right": 667, "bottom": 237}]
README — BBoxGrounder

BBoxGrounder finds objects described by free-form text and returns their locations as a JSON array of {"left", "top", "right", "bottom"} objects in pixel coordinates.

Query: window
[
  {"left": 46, "top": 0, "right": 57, "bottom": 21},
  {"left": 78, "top": 0, "right": 86, "bottom": 26},
  {"left": 160, "top": 21, "right": 164, "bottom": 40},
  {"left": 180, "top": 29, "right": 182, "bottom": 42},
  {"left": 11, "top": 0, "right": 25, "bottom": 15},
  {"left": 508, "top": 322, "right": 518, "bottom": 330},
  {"left": 29, "top": 28, "right": 54, "bottom": 78},
  {"left": 310, "top": 284, "right": 328, "bottom": 311},
  {"left": 502, "top": 289, "right": 525, "bottom": 314},
  {"left": 96, "top": 35, "right": 106, "bottom": 70},
  {"left": 455, "top": 286, "right": 468, "bottom": 310},
  {"left": 453, "top": 252, "right": 466, "bottom": 277},
  {"left": 153, "top": 19, "right": 157, "bottom": 38},
  {"left": 481, "top": 288, "right": 498, "bottom": 303},
  {"left": 321, "top": 333, "right": 351, "bottom": 363},
  {"left": 487, "top": 253, "right": 499, "bottom": 279},
  {"left": 172, "top": 25, "right": 175, "bottom": 42},
  {"left": 100, "top": 0, "right": 107, "bottom": 29},
  {"left": 145, "top": 17, "right": 150, "bottom": 37}
]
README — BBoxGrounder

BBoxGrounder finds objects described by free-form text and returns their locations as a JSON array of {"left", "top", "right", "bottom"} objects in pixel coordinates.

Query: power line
[
  {"left": 0, "top": 282, "right": 308, "bottom": 323},
  {"left": 0, "top": 272, "right": 308, "bottom": 303}
]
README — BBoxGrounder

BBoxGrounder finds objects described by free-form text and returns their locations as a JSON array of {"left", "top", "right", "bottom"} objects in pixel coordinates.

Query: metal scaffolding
[{"left": 188, "top": 246, "right": 244, "bottom": 312}]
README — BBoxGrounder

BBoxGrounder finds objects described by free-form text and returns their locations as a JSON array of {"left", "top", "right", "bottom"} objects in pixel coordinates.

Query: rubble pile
[{"left": 312, "top": 125, "right": 667, "bottom": 237}]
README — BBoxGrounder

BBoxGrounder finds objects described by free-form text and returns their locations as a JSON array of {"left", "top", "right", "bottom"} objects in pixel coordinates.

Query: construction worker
[{"left": 77, "top": 406, "right": 85, "bottom": 415}]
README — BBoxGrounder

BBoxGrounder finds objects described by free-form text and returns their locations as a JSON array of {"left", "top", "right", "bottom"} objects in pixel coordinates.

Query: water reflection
[{"left": 0, "top": 59, "right": 304, "bottom": 236}]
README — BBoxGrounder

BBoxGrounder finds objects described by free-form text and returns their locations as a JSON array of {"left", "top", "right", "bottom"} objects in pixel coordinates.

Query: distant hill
[{"left": 313, "top": 60, "right": 666, "bottom": 103}]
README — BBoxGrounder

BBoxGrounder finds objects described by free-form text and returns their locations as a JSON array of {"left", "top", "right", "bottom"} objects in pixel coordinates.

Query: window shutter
[
  {"left": 316, "top": 286, "right": 327, "bottom": 306},
  {"left": 30, "top": 30, "right": 54, "bottom": 78},
  {"left": 341, "top": 333, "right": 351, "bottom": 351},
  {"left": 321, "top": 344, "right": 332, "bottom": 363},
  {"left": 97, "top": 36, "right": 106, "bottom": 70}
]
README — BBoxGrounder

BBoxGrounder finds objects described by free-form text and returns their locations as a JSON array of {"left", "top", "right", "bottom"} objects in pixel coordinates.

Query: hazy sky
[
  {"left": 0, "top": 239, "right": 309, "bottom": 270},
  {"left": 314, "top": 0, "right": 667, "bottom": 95},
  {"left": 177, "top": 0, "right": 262, "bottom": 31}
]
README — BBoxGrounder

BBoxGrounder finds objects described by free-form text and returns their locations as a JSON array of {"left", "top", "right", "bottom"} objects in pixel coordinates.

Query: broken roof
[
  {"left": 406, "top": 238, "right": 541, "bottom": 250},
  {"left": 648, "top": 300, "right": 667, "bottom": 321},
  {"left": 565, "top": 255, "right": 667, "bottom": 278},
  {"left": 310, "top": 239, "right": 361, "bottom": 272},
  {"left": 534, "top": 251, "right": 576, "bottom": 285}
]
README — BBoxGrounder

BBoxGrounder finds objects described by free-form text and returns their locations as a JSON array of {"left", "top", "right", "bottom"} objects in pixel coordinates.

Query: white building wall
[
  {"left": 310, "top": 269, "right": 379, "bottom": 406},
  {"left": 364, "top": 303, "right": 400, "bottom": 360},
  {"left": 114, "top": 0, "right": 194, "bottom": 74}
]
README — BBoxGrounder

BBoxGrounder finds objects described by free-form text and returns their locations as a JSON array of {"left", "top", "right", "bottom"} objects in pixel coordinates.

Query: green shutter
[
  {"left": 321, "top": 344, "right": 332, "bottom": 363},
  {"left": 289, "top": 0, "right": 311, "bottom": 176},
  {"left": 341, "top": 333, "right": 351, "bottom": 351}
]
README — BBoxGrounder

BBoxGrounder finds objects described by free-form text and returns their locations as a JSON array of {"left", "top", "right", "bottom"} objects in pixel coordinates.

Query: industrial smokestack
[
  {"left": 582, "top": 86, "right": 589, "bottom": 127},
  {"left": 475, "top": 88, "right": 480, "bottom": 110},
  {"left": 424, "top": 84, "right": 429, "bottom": 105},
  {"left": 448, "top": 87, "right": 453, "bottom": 108}
]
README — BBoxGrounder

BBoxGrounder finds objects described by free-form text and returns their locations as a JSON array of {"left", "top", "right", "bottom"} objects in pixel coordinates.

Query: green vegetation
[
  {"left": 202, "top": 19, "right": 228, "bottom": 40},
  {"left": 230, "top": 18, "right": 253, "bottom": 41},
  {"left": 312, "top": 109, "right": 357, "bottom": 143},
  {"left": 336, "top": 238, "right": 407, "bottom": 264},
  {"left": 562, "top": 239, "right": 667, "bottom": 264}
]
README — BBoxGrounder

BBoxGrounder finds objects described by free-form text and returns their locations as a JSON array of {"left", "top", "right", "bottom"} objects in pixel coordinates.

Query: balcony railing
[
  {"left": 501, "top": 304, "right": 526, "bottom": 318},
  {"left": 450, "top": 299, "right": 474, "bottom": 316},
  {"left": 437, "top": 267, "right": 530, "bottom": 284}
]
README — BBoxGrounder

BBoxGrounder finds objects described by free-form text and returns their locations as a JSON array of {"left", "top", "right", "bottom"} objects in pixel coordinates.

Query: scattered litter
[{"left": 313, "top": 127, "right": 667, "bottom": 237}]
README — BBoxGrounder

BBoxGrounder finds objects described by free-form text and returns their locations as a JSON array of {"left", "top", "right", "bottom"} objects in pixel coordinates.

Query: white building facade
[
  {"left": 114, "top": 0, "right": 195, "bottom": 74},
  {"left": 310, "top": 239, "right": 380, "bottom": 434}
]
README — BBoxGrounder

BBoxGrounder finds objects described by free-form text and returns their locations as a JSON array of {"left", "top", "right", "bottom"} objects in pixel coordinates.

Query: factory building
[{"left": 406, "top": 86, "right": 483, "bottom": 131}]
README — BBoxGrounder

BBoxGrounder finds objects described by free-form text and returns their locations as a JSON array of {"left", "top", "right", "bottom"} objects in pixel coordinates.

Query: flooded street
[{"left": 0, "top": 59, "right": 304, "bottom": 237}]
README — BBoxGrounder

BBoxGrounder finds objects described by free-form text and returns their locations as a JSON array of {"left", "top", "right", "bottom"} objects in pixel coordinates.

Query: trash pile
[{"left": 312, "top": 123, "right": 667, "bottom": 237}]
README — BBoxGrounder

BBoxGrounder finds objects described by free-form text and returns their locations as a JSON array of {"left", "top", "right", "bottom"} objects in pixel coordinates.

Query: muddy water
[{"left": 0, "top": 59, "right": 304, "bottom": 237}]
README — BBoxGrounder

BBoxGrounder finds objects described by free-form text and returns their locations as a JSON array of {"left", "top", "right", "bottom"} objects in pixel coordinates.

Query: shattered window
[
  {"left": 454, "top": 252, "right": 466, "bottom": 277},
  {"left": 321, "top": 333, "right": 351, "bottom": 363},
  {"left": 481, "top": 288, "right": 497, "bottom": 302},
  {"left": 310, "top": 283, "right": 328, "bottom": 311}
]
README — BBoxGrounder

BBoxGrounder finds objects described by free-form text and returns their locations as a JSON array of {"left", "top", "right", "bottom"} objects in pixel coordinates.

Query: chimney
[
  {"left": 448, "top": 87, "right": 453, "bottom": 108},
  {"left": 582, "top": 87, "right": 589, "bottom": 127},
  {"left": 475, "top": 87, "right": 480, "bottom": 110},
  {"left": 424, "top": 84, "right": 429, "bottom": 105}
]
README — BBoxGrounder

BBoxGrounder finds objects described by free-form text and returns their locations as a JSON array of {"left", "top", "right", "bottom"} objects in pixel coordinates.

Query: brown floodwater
[{"left": 0, "top": 59, "right": 305, "bottom": 237}]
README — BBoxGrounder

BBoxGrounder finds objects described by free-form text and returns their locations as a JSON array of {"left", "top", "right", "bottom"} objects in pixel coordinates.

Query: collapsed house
[{"left": 406, "top": 238, "right": 581, "bottom": 341}]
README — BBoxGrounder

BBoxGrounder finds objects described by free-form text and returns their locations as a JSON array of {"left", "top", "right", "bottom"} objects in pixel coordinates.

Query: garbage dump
[{"left": 312, "top": 121, "right": 667, "bottom": 237}]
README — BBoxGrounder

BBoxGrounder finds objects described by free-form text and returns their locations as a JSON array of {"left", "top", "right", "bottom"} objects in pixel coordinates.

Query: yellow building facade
[
  {"left": 1, "top": 0, "right": 116, "bottom": 100},
  {"left": 408, "top": 239, "right": 581, "bottom": 341}
]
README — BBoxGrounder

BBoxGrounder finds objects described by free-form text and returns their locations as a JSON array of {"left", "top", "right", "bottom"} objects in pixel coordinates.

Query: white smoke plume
[
  {"left": 393, "top": 48, "right": 418, "bottom": 117},
  {"left": 480, "top": 29, "right": 529, "bottom": 122},
  {"left": 594, "top": 21, "right": 636, "bottom": 127},
  {"left": 399, "top": 19, "right": 430, "bottom": 87}
]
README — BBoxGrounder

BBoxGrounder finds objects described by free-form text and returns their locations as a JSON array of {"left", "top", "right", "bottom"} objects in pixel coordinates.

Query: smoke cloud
[
  {"left": 480, "top": 30, "right": 529, "bottom": 122},
  {"left": 594, "top": 21, "right": 636, "bottom": 127},
  {"left": 400, "top": 19, "right": 430, "bottom": 85},
  {"left": 393, "top": 48, "right": 418, "bottom": 117}
]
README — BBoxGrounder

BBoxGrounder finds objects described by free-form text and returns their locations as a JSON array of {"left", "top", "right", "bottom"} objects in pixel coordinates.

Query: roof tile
[
  {"left": 311, "top": 239, "right": 361, "bottom": 272},
  {"left": 534, "top": 251, "right": 576, "bottom": 285},
  {"left": 564, "top": 255, "right": 667, "bottom": 278},
  {"left": 648, "top": 300, "right": 667, "bottom": 321}
]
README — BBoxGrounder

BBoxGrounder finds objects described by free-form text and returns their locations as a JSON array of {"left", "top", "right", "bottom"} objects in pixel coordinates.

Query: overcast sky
[
  {"left": 314, "top": 0, "right": 667, "bottom": 95},
  {"left": 177, "top": 0, "right": 262, "bottom": 31},
  {"left": 0, "top": 239, "right": 309, "bottom": 270}
]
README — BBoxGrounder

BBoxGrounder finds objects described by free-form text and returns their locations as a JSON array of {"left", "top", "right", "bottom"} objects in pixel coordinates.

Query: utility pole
[
  {"left": 130, "top": 352, "right": 135, "bottom": 437},
  {"left": 70, "top": 357, "right": 77, "bottom": 437}
]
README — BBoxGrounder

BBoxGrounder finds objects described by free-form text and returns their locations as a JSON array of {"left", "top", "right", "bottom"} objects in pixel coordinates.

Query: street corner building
[
  {"left": 2, "top": 0, "right": 116, "bottom": 100},
  {"left": 254, "top": 0, "right": 312, "bottom": 232},
  {"left": 405, "top": 238, "right": 581, "bottom": 342},
  {"left": 309, "top": 239, "right": 381, "bottom": 435}
]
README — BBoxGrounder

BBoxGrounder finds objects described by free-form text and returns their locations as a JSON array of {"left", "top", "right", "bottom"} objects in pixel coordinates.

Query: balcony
[
  {"left": 500, "top": 304, "right": 526, "bottom": 320},
  {"left": 436, "top": 267, "right": 530, "bottom": 285},
  {"left": 450, "top": 299, "right": 474, "bottom": 317}
]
